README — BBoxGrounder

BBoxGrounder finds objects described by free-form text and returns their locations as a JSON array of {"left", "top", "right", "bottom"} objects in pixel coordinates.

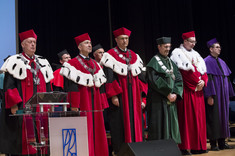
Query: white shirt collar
[
  {"left": 25, "top": 53, "right": 35, "bottom": 59},
  {"left": 79, "top": 53, "right": 89, "bottom": 59},
  {"left": 118, "top": 47, "right": 127, "bottom": 52}
]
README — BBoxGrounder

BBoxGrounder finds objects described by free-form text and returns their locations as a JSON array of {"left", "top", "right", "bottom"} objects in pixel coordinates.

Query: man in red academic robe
[
  {"left": 0, "top": 29, "right": 54, "bottom": 155},
  {"left": 170, "top": 31, "right": 208, "bottom": 155},
  {"left": 100, "top": 27, "right": 144, "bottom": 155},
  {"left": 60, "top": 33, "right": 109, "bottom": 156},
  {"left": 92, "top": 43, "right": 111, "bottom": 137}
]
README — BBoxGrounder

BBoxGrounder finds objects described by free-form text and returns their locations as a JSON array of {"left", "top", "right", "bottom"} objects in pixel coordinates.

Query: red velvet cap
[
  {"left": 182, "top": 31, "right": 195, "bottom": 40},
  {"left": 74, "top": 33, "right": 91, "bottom": 46},
  {"left": 19, "top": 29, "right": 37, "bottom": 42},
  {"left": 113, "top": 27, "right": 131, "bottom": 38}
]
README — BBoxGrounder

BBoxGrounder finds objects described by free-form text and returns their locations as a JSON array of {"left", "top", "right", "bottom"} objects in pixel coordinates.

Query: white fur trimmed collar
[
  {"left": 170, "top": 44, "right": 207, "bottom": 75},
  {"left": 0, "top": 53, "right": 54, "bottom": 83},
  {"left": 100, "top": 52, "right": 143, "bottom": 76},
  {"left": 60, "top": 62, "right": 106, "bottom": 88}
]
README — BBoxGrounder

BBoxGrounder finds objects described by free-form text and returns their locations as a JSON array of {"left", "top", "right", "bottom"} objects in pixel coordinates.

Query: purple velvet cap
[{"left": 207, "top": 38, "right": 218, "bottom": 48}]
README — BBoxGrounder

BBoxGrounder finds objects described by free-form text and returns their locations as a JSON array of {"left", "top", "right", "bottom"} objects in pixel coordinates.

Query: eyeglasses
[
  {"left": 213, "top": 46, "right": 222, "bottom": 49},
  {"left": 187, "top": 40, "right": 197, "bottom": 44},
  {"left": 187, "top": 39, "right": 197, "bottom": 44}
]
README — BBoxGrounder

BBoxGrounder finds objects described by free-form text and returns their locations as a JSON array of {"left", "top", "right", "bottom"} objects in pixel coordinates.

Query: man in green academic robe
[{"left": 146, "top": 37, "right": 183, "bottom": 144}]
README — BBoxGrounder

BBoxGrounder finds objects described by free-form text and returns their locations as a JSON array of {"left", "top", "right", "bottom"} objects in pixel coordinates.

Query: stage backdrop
[
  {"left": 17, "top": 0, "right": 235, "bottom": 78},
  {"left": 0, "top": 0, "right": 17, "bottom": 66}
]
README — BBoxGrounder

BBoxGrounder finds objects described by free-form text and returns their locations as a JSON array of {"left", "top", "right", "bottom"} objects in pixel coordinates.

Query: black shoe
[
  {"left": 210, "top": 146, "right": 220, "bottom": 151},
  {"left": 191, "top": 150, "right": 208, "bottom": 154},
  {"left": 219, "top": 143, "right": 234, "bottom": 150},
  {"left": 191, "top": 150, "right": 200, "bottom": 154},
  {"left": 181, "top": 150, "right": 192, "bottom": 155},
  {"left": 201, "top": 150, "right": 209, "bottom": 153}
]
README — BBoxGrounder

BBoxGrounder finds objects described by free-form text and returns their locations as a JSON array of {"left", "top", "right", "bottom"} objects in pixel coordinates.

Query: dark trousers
[{"left": 210, "top": 138, "right": 225, "bottom": 147}]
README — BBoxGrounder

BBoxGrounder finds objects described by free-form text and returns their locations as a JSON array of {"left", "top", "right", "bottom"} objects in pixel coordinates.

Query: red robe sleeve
[
  {"left": 180, "top": 65, "right": 208, "bottom": 91},
  {"left": 52, "top": 68, "right": 64, "bottom": 89},
  {"left": 5, "top": 88, "right": 23, "bottom": 109},
  {"left": 100, "top": 92, "right": 109, "bottom": 109},
  {"left": 139, "top": 80, "right": 148, "bottom": 96},
  {"left": 201, "top": 73, "right": 208, "bottom": 87},
  {"left": 68, "top": 91, "right": 80, "bottom": 108},
  {"left": 180, "top": 69, "right": 199, "bottom": 91},
  {"left": 105, "top": 80, "right": 123, "bottom": 98}
]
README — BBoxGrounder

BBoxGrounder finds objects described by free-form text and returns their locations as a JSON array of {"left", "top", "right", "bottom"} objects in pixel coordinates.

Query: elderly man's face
[
  {"left": 21, "top": 37, "right": 36, "bottom": 57},
  {"left": 78, "top": 40, "right": 92, "bottom": 54},
  {"left": 158, "top": 43, "right": 171, "bottom": 57},
  {"left": 93, "top": 48, "right": 105, "bottom": 62},
  {"left": 115, "top": 35, "right": 129, "bottom": 49},
  {"left": 183, "top": 37, "right": 196, "bottom": 51}
]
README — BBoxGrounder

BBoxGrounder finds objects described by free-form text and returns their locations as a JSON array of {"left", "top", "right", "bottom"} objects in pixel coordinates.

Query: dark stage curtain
[
  {"left": 18, "top": 0, "right": 235, "bottom": 77},
  {"left": 18, "top": 0, "right": 110, "bottom": 70}
]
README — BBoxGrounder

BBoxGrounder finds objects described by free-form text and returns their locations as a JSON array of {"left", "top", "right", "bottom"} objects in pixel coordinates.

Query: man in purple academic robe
[{"left": 204, "top": 38, "right": 235, "bottom": 151}]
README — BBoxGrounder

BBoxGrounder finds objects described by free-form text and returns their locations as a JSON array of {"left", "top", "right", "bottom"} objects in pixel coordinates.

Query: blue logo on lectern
[{"left": 62, "top": 129, "right": 77, "bottom": 156}]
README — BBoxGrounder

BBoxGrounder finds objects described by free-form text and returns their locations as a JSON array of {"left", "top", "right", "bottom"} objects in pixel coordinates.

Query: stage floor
[
  {"left": 197, "top": 138, "right": 235, "bottom": 156},
  {"left": 198, "top": 124, "right": 235, "bottom": 156}
]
